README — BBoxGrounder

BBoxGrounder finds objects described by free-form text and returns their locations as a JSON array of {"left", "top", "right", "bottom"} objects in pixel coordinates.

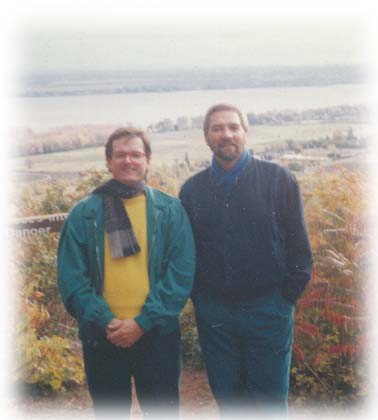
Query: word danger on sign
[{"left": 7, "top": 213, "right": 68, "bottom": 238}]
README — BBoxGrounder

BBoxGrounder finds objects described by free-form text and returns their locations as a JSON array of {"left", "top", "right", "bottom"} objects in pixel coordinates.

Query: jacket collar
[
  {"left": 83, "top": 185, "right": 167, "bottom": 218},
  {"left": 82, "top": 185, "right": 167, "bottom": 278}
]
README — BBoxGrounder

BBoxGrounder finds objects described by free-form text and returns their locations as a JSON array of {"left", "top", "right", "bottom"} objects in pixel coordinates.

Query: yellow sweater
[{"left": 103, "top": 195, "right": 150, "bottom": 319}]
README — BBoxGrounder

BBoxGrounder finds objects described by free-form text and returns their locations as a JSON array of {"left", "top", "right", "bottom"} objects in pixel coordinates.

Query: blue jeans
[
  {"left": 82, "top": 327, "right": 181, "bottom": 418},
  {"left": 194, "top": 290, "right": 294, "bottom": 415}
]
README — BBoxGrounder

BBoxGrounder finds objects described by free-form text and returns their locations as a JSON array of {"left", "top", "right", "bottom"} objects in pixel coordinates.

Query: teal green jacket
[{"left": 57, "top": 186, "right": 195, "bottom": 341}]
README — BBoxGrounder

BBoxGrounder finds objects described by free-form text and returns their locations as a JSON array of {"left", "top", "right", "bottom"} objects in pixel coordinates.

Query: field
[{"left": 11, "top": 121, "right": 370, "bottom": 180}]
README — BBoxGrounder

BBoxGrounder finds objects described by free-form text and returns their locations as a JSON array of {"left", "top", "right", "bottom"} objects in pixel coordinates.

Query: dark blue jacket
[{"left": 179, "top": 156, "right": 312, "bottom": 305}]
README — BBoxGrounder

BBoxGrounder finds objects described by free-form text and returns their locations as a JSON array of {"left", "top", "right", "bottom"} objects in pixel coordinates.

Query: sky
[
  {"left": 18, "top": 17, "right": 370, "bottom": 74},
  {"left": 3, "top": 0, "right": 378, "bottom": 75},
  {"left": 19, "top": 19, "right": 367, "bottom": 73}
]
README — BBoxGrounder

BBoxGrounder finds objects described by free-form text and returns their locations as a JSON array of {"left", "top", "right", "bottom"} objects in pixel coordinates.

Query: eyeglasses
[{"left": 112, "top": 151, "right": 147, "bottom": 163}]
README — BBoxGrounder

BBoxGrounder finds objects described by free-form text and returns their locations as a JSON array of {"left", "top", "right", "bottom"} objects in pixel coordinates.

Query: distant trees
[
  {"left": 12, "top": 124, "right": 117, "bottom": 157},
  {"left": 246, "top": 104, "right": 367, "bottom": 126},
  {"left": 12, "top": 104, "right": 367, "bottom": 158},
  {"left": 147, "top": 104, "right": 366, "bottom": 134},
  {"left": 147, "top": 115, "right": 204, "bottom": 133}
]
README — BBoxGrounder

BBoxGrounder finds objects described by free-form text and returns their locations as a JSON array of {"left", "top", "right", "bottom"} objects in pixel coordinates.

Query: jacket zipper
[
  {"left": 93, "top": 219, "right": 104, "bottom": 294},
  {"left": 148, "top": 211, "right": 160, "bottom": 274}
]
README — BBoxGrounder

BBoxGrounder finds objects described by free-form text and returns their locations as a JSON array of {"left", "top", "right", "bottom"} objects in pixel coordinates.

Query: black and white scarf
[{"left": 93, "top": 179, "right": 145, "bottom": 259}]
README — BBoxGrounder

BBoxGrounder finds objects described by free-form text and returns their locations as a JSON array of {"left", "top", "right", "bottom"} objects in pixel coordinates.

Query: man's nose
[
  {"left": 222, "top": 127, "right": 233, "bottom": 138},
  {"left": 124, "top": 154, "right": 133, "bottom": 163}
]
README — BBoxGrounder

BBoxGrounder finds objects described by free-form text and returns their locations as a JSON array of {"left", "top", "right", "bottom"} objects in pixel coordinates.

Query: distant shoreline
[{"left": 18, "top": 65, "right": 366, "bottom": 98}]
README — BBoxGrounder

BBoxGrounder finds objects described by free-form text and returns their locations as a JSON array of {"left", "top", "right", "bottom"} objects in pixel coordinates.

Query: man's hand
[{"left": 106, "top": 318, "right": 144, "bottom": 348}]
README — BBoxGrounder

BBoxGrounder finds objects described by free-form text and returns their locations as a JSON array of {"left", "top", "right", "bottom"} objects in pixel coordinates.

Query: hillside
[{"left": 18, "top": 65, "right": 365, "bottom": 98}]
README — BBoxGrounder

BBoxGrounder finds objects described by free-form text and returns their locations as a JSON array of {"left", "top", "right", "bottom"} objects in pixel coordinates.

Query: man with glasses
[
  {"left": 57, "top": 127, "right": 195, "bottom": 418},
  {"left": 180, "top": 104, "right": 312, "bottom": 416}
]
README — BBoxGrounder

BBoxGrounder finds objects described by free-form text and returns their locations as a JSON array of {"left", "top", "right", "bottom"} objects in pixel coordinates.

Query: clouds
[{"left": 19, "top": 18, "right": 367, "bottom": 73}]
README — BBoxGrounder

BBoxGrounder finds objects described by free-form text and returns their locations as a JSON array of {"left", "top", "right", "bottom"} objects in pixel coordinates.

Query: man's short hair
[
  {"left": 105, "top": 127, "right": 152, "bottom": 159},
  {"left": 203, "top": 103, "right": 249, "bottom": 135}
]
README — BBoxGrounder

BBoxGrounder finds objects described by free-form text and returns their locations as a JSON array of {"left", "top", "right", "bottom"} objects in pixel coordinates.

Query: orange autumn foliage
[{"left": 291, "top": 167, "right": 368, "bottom": 404}]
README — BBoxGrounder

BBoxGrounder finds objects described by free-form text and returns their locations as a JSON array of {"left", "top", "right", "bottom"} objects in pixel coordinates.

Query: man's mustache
[{"left": 219, "top": 140, "right": 237, "bottom": 147}]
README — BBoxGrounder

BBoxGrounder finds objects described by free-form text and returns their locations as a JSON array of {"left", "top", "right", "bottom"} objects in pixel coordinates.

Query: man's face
[
  {"left": 107, "top": 136, "right": 150, "bottom": 186},
  {"left": 205, "top": 110, "right": 247, "bottom": 166}
]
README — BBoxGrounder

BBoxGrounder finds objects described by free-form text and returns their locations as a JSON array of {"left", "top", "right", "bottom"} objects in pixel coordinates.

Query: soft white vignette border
[{"left": 0, "top": 1, "right": 377, "bottom": 419}]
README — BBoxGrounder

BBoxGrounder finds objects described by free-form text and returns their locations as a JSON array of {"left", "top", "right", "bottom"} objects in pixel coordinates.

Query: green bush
[{"left": 13, "top": 171, "right": 112, "bottom": 391}]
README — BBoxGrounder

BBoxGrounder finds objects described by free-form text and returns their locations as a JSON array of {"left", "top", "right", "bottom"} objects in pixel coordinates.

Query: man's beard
[{"left": 214, "top": 143, "right": 242, "bottom": 162}]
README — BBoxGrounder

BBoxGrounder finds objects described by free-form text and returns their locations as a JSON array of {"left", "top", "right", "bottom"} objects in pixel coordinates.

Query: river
[{"left": 13, "top": 83, "right": 370, "bottom": 131}]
